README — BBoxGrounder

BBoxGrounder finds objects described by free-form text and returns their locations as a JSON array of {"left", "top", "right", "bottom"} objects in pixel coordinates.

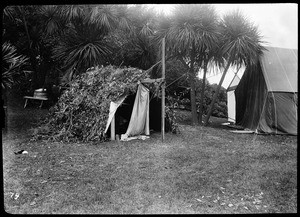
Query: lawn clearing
[{"left": 2, "top": 96, "right": 297, "bottom": 214}]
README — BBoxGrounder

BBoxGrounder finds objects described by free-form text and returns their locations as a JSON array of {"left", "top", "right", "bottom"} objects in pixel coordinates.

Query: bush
[{"left": 166, "top": 78, "right": 228, "bottom": 118}]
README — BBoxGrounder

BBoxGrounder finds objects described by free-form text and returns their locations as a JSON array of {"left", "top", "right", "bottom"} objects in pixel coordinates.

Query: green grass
[{"left": 2, "top": 94, "right": 297, "bottom": 214}]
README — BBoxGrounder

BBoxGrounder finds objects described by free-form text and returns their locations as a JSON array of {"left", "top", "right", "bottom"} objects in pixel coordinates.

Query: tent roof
[
  {"left": 227, "top": 74, "right": 241, "bottom": 92},
  {"left": 260, "top": 47, "right": 298, "bottom": 92}
]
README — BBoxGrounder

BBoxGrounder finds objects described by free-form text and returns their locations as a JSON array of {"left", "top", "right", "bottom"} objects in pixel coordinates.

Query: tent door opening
[{"left": 106, "top": 84, "right": 165, "bottom": 140}]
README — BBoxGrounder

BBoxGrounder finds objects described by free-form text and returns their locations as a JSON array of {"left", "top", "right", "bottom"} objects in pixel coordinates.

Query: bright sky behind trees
[{"left": 148, "top": 3, "right": 297, "bottom": 87}]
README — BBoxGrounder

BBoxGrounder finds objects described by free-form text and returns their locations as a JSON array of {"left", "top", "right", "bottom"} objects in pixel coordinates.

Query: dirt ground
[{"left": 2, "top": 92, "right": 297, "bottom": 214}]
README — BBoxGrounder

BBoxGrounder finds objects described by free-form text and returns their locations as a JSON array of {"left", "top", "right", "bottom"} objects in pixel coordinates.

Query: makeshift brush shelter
[
  {"left": 35, "top": 65, "right": 177, "bottom": 142},
  {"left": 234, "top": 46, "right": 298, "bottom": 135}
]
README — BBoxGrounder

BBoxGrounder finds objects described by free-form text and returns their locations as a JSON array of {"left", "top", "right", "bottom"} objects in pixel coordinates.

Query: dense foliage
[
  {"left": 167, "top": 80, "right": 228, "bottom": 119},
  {"left": 165, "top": 59, "right": 227, "bottom": 118},
  {"left": 200, "top": 83, "right": 227, "bottom": 118},
  {"left": 33, "top": 65, "right": 178, "bottom": 142},
  {"left": 2, "top": 42, "right": 30, "bottom": 90}
]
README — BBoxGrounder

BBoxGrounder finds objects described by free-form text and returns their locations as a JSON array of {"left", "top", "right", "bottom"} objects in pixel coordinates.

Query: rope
[
  {"left": 205, "top": 71, "right": 222, "bottom": 79},
  {"left": 166, "top": 73, "right": 187, "bottom": 88}
]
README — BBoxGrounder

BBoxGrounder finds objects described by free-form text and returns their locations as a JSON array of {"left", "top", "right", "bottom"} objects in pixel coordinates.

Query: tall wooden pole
[
  {"left": 111, "top": 115, "right": 115, "bottom": 140},
  {"left": 161, "top": 38, "right": 166, "bottom": 142}
]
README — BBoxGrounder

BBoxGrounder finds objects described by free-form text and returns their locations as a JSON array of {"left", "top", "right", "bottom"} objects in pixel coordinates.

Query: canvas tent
[
  {"left": 226, "top": 74, "right": 241, "bottom": 123},
  {"left": 234, "top": 46, "right": 298, "bottom": 135}
]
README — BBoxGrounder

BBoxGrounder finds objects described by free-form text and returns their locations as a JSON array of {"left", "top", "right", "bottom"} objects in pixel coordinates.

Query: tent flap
[
  {"left": 124, "top": 84, "right": 150, "bottom": 137},
  {"left": 104, "top": 96, "right": 127, "bottom": 133}
]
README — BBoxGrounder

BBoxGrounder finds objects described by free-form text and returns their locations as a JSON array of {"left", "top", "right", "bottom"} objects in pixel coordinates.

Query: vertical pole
[
  {"left": 111, "top": 115, "right": 115, "bottom": 140},
  {"left": 161, "top": 37, "right": 166, "bottom": 142}
]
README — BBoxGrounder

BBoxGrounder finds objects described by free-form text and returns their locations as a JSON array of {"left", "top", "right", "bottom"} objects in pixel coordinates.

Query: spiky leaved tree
[
  {"left": 154, "top": 4, "right": 221, "bottom": 125},
  {"left": 204, "top": 10, "right": 266, "bottom": 125},
  {"left": 2, "top": 41, "right": 30, "bottom": 128},
  {"left": 2, "top": 42, "right": 30, "bottom": 90},
  {"left": 111, "top": 5, "right": 159, "bottom": 71},
  {"left": 3, "top": 5, "right": 52, "bottom": 91},
  {"left": 50, "top": 5, "right": 132, "bottom": 82}
]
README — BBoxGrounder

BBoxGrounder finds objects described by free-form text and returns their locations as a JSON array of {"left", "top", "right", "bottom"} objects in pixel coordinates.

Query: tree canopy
[{"left": 2, "top": 4, "right": 266, "bottom": 131}]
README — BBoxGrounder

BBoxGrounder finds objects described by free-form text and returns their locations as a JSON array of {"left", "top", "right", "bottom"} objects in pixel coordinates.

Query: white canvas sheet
[
  {"left": 104, "top": 96, "right": 127, "bottom": 133},
  {"left": 123, "top": 84, "right": 150, "bottom": 137}
]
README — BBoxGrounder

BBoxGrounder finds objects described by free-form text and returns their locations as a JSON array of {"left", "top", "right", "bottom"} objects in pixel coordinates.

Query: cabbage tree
[
  {"left": 204, "top": 10, "right": 266, "bottom": 125},
  {"left": 155, "top": 4, "right": 221, "bottom": 125},
  {"left": 51, "top": 5, "right": 132, "bottom": 80}
]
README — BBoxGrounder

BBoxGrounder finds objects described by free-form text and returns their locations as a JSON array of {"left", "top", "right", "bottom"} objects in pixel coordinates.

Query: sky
[{"left": 148, "top": 3, "right": 298, "bottom": 88}]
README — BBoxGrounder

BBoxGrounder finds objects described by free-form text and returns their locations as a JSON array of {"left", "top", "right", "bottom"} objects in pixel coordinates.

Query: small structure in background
[
  {"left": 226, "top": 73, "right": 241, "bottom": 124},
  {"left": 23, "top": 88, "right": 48, "bottom": 109}
]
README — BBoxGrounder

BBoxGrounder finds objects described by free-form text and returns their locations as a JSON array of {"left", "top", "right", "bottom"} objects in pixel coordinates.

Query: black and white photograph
[{"left": 2, "top": 3, "right": 297, "bottom": 214}]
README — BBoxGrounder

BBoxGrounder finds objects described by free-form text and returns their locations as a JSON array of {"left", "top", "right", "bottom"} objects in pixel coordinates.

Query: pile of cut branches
[{"left": 33, "top": 65, "right": 178, "bottom": 142}]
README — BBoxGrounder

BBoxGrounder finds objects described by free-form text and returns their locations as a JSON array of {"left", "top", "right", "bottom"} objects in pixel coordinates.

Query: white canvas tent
[{"left": 226, "top": 74, "right": 241, "bottom": 123}]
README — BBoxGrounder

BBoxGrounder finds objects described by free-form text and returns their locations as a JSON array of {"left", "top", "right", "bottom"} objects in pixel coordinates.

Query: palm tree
[
  {"left": 2, "top": 42, "right": 30, "bottom": 89},
  {"left": 154, "top": 4, "right": 221, "bottom": 125},
  {"left": 197, "top": 39, "right": 224, "bottom": 125},
  {"left": 3, "top": 5, "right": 56, "bottom": 91},
  {"left": 50, "top": 5, "right": 132, "bottom": 81},
  {"left": 204, "top": 10, "right": 266, "bottom": 126},
  {"left": 111, "top": 5, "right": 159, "bottom": 70}
]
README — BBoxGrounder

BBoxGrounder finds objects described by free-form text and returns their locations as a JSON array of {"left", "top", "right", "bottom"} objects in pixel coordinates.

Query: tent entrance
[{"left": 105, "top": 84, "right": 165, "bottom": 140}]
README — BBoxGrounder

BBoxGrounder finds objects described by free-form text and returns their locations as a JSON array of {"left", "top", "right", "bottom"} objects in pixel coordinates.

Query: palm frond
[
  {"left": 2, "top": 42, "right": 30, "bottom": 89},
  {"left": 37, "top": 5, "right": 66, "bottom": 36},
  {"left": 154, "top": 4, "right": 221, "bottom": 71},
  {"left": 89, "top": 5, "right": 118, "bottom": 31},
  {"left": 52, "top": 26, "right": 113, "bottom": 73},
  {"left": 58, "top": 5, "right": 86, "bottom": 21},
  {"left": 3, "top": 6, "right": 16, "bottom": 21},
  {"left": 218, "top": 9, "right": 266, "bottom": 68},
  {"left": 115, "top": 5, "right": 132, "bottom": 31}
]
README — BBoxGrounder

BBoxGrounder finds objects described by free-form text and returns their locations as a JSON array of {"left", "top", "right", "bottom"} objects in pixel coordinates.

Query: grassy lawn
[{"left": 2, "top": 93, "right": 297, "bottom": 214}]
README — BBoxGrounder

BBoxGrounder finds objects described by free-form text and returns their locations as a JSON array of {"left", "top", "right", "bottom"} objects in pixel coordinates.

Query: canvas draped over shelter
[
  {"left": 125, "top": 84, "right": 150, "bottom": 137},
  {"left": 105, "top": 83, "right": 150, "bottom": 139},
  {"left": 104, "top": 96, "right": 127, "bottom": 134},
  {"left": 235, "top": 47, "right": 298, "bottom": 135}
]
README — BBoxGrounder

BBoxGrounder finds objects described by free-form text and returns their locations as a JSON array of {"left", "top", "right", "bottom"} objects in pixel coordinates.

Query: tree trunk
[
  {"left": 178, "top": 54, "right": 198, "bottom": 125},
  {"left": 198, "top": 60, "right": 208, "bottom": 125},
  {"left": 189, "top": 67, "right": 198, "bottom": 125},
  {"left": 204, "top": 59, "right": 232, "bottom": 126},
  {"left": 18, "top": 6, "right": 40, "bottom": 91}
]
